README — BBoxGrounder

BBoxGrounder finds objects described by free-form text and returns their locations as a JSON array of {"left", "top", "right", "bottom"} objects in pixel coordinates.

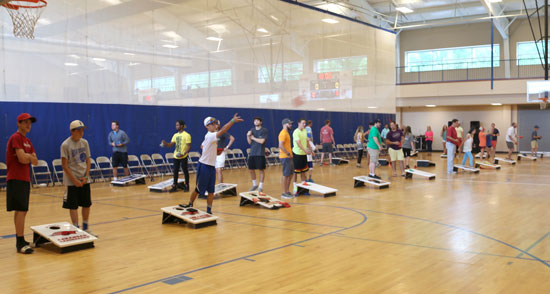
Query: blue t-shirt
[{"left": 486, "top": 134, "right": 492, "bottom": 147}]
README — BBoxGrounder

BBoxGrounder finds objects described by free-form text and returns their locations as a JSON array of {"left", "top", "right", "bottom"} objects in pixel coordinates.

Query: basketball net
[
  {"left": 540, "top": 98, "right": 548, "bottom": 110},
  {"left": 1, "top": 0, "right": 47, "bottom": 39}
]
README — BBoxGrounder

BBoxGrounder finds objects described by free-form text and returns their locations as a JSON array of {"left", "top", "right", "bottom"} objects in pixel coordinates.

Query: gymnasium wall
[
  {"left": 399, "top": 105, "right": 514, "bottom": 152},
  {"left": 0, "top": 0, "right": 396, "bottom": 114},
  {"left": 517, "top": 105, "right": 550, "bottom": 152},
  {"left": 0, "top": 101, "right": 394, "bottom": 166}
]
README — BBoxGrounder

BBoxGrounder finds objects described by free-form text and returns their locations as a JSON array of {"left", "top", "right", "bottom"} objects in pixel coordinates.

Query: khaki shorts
[
  {"left": 388, "top": 148, "right": 404, "bottom": 162},
  {"left": 531, "top": 140, "right": 539, "bottom": 149},
  {"left": 367, "top": 148, "right": 380, "bottom": 164}
]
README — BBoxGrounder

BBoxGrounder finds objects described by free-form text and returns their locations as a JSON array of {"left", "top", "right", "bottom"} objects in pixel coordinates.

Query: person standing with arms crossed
[
  {"left": 446, "top": 119, "right": 460, "bottom": 174},
  {"left": 108, "top": 121, "right": 130, "bottom": 180},
  {"left": 161, "top": 120, "right": 191, "bottom": 192},
  {"left": 319, "top": 120, "right": 335, "bottom": 166},
  {"left": 247, "top": 117, "right": 268, "bottom": 192},
  {"left": 6, "top": 113, "right": 38, "bottom": 254},
  {"left": 279, "top": 118, "right": 294, "bottom": 199}
]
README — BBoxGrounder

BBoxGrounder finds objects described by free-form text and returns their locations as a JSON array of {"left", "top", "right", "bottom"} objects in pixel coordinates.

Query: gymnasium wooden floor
[{"left": 1, "top": 152, "right": 550, "bottom": 293}]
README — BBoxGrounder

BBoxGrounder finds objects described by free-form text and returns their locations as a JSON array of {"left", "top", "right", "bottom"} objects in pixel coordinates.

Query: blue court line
[
  {"left": 2, "top": 234, "right": 16, "bottom": 239},
  {"left": 162, "top": 276, "right": 192, "bottom": 285},
  {"left": 357, "top": 208, "right": 550, "bottom": 268},
  {"left": 517, "top": 232, "right": 550, "bottom": 258},
  {"left": 243, "top": 258, "right": 255, "bottom": 262},
  {"left": 293, "top": 244, "right": 305, "bottom": 247},
  {"left": 110, "top": 205, "right": 368, "bottom": 293},
  {"left": 217, "top": 211, "right": 346, "bottom": 229}
]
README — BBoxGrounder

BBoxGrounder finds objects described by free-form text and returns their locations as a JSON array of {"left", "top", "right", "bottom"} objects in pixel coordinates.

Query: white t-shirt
[
  {"left": 306, "top": 141, "right": 316, "bottom": 162},
  {"left": 506, "top": 126, "right": 516, "bottom": 142},
  {"left": 463, "top": 137, "right": 473, "bottom": 152},
  {"left": 199, "top": 131, "right": 218, "bottom": 167}
]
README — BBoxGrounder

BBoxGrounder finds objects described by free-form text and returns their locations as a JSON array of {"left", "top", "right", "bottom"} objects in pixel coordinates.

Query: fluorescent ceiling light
[
  {"left": 425, "top": 104, "right": 436, "bottom": 107},
  {"left": 206, "top": 36, "right": 223, "bottom": 41},
  {"left": 321, "top": 18, "right": 339, "bottom": 24},
  {"left": 257, "top": 28, "right": 268, "bottom": 33},
  {"left": 396, "top": 7, "right": 414, "bottom": 13},
  {"left": 368, "top": 106, "right": 377, "bottom": 109},
  {"left": 270, "top": 15, "right": 279, "bottom": 21},
  {"left": 488, "top": 0, "right": 502, "bottom": 3},
  {"left": 37, "top": 18, "right": 51, "bottom": 25},
  {"left": 129, "top": 62, "right": 140, "bottom": 66},
  {"left": 162, "top": 44, "right": 179, "bottom": 49},
  {"left": 491, "top": 103, "right": 502, "bottom": 106},
  {"left": 101, "top": 0, "right": 122, "bottom": 5},
  {"left": 207, "top": 24, "right": 227, "bottom": 34},
  {"left": 92, "top": 58, "right": 106, "bottom": 61},
  {"left": 162, "top": 31, "right": 182, "bottom": 41},
  {"left": 68, "top": 54, "right": 80, "bottom": 59},
  {"left": 123, "top": 52, "right": 135, "bottom": 56},
  {"left": 64, "top": 62, "right": 78, "bottom": 66},
  {"left": 317, "top": 108, "right": 326, "bottom": 110}
]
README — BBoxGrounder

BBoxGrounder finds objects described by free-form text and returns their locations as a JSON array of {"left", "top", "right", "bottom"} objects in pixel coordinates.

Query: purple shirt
[{"left": 386, "top": 129, "right": 403, "bottom": 150}]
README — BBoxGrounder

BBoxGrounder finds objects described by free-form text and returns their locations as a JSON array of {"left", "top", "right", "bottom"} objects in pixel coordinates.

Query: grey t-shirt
[
  {"left": 61, "top": 137, "right": 91, "bottom": 186},
  {"left": 218, "top": 132, "right": 231, "bottom": 149},
  {"left": 249, "top": 127, "right": 268, "bottom": 156},
  {"left": 403, "top": 134, "right": 414, "bottom": 149}
]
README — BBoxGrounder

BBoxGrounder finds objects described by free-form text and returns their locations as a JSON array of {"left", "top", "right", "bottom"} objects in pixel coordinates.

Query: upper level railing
[{"left": 397, "top": 58, "right": 546, "bottom": 84}]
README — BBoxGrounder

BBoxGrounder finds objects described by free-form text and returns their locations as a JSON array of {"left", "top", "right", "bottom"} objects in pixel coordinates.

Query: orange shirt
[
  {"left": 479, "top": 131, "right": 486, "bottom": 147},
  {"left": 278, "top": 129, "right": 292, "bottom": 158}
]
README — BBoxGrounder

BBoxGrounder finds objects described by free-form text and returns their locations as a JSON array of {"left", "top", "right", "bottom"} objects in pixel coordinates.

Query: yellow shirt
[
  {"left": 292, "top": 128, "right": 308, "bottom": 155},
  {"left": 171, "top": 131, "right": 191, "bottom": 159},
  {"left": 278, "top": 129, "right": 292, "bottom": 158},
  {"left": 456, "top": 126, "right": 464, "bottom": 139}
]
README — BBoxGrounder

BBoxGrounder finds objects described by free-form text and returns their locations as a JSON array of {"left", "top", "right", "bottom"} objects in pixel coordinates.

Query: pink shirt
[
  {"left": 425, "top": 131, "right": 433, "bottom": 141},
  {"left": 320, "top": 125, "right": 334, "bottom": 143}
]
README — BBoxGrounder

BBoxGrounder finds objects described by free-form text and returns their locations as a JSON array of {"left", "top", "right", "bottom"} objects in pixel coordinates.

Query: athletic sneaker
[
  {"left": 258, "top": 187, "right": 263, "bottom": 193},
  {"left": 281, "top": 193, "right": 294, "bottom": 199},
  {"left": 369, "top": 174, "right": 381, "bottom": 180},
  {"left": 17, "top": 244, "right": 33, "bottom": 254},
  {"left": 168, "top": 186, "right": 178, "bottom": 193},
  {"left": 307, "top": 178, "right": 315, "bottom": 183},
  {"left": 249, "top": 185, "right": 258, "bottom": 192}
]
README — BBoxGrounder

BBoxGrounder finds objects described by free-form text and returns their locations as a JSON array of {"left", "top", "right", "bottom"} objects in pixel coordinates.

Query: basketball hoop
[
  {"left": 1, "top": 0, "right": 47, "bottom": 39},
  {"left": 540, "top": 97, "right": 548, "bottom": 110}
]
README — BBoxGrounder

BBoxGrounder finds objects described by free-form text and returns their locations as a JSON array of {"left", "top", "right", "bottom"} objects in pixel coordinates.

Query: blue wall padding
[{"left": 1, "top": 101, "right": 394, "bottom": 165}]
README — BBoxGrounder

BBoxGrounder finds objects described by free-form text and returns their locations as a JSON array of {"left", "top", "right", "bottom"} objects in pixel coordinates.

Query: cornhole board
[
  {"left": 417, "top": 160, "right": 435, "bottom": 167},
  {"left": 475, "top": 161, "right": 501, "bottom": 169},
  {"left": 440, "top": 154, "right": 447, "bottom": 158},
  {"left": 111, "top": 174, "right": 146, "bottom": 186},
  {"left": 239, "top": 191, "right": 290, "bottom": 209},
  {"left": 332, "top": 157, "right": 349, "bottom": 165},
  {"left": 296, "top": 182, "right": 337, "bottom": 197},
  {"left": 475, "top": 153, "right": 488, "bottom": 159},
  {"left": 517, "top": 154, "right": 537, "bottom": 161},
  {"left": 378, "top": 159, "right": 389, "bottom": 166},
  {"left": 148, "top": 178, "right": 185, "bottom": 192},
  {"left": 494, "top": 157, "right": 516, "bottom": 165},
  {"left": 161, "top": 206, "right": 218, "bottom": 229},
  {"left": 31, "top": 222, "right": 97, "bottom": 253},
  {"left": 405, "top": 168, "right": 436, "bottom": 180},
  {"left": 353, "top": 176, "right": 390, "bottom": 189},
  {"left": 200, "top": 183, "right": 238, "bottom": 199},
  {"left": 453, "top": 164, "right": 480, "bottom": 173}
]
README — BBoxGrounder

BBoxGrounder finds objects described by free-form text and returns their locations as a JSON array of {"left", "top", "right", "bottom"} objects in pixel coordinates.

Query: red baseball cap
[{"left": 17, "top": 113, "right": 37, "bottom": 123}]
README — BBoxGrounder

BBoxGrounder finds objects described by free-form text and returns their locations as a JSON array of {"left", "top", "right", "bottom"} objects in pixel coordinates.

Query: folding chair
[
  {"left": 188, "top": 152, "right": 201, "bottom": 173},
  {"left": 152, "top": 153, "right": 171, "bottom": 174},
  {"left": 31, "top": 160, "right": 54, "bottom": 187},
  {"left": 128, "top": 155, "right": 145, "bottom": 175},
  {"left": 231, "top": 149, "right": 246, "bottom": 168},
  {"left": 140, "top": 154, "right": 160, "bottom": 176},
  {"left": 224, "top": 149, "right": 235, "bottom": 169},
  {"left": 96, "top": 156, "right": 114, "bottom": 180},
  {"left": 89, "top": 158, "right": 104, "bottom": 182},
  {"left": 51, "top": 159, "right": 64, "bottom": 185},
  {"left": 165, "top": 152, "right": 175, "bottom": 171},
  {"left": 270, "top": 147, "right": 281, "bottom": 165},
  {"left": 0, "top": 162, "right": 7, "bottom": 189}
]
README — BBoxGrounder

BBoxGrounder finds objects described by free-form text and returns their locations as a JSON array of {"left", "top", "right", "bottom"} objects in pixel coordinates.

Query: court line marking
[
  {"left": 109, "top": 205, "right": 367, "bottom": 293},
  {"left": 517, "top": 232, "right": 550, "bottom": 258}
]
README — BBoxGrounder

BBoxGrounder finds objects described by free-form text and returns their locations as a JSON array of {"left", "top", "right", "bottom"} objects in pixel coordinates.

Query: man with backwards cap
[
  {"left": 61, "top": 120, "right": 94, "bottom": 235},
  {"left": 6, "top": 113, "right": 38, "bottom": 254},
  {"left": 181, "top": 113, "right": 243, "bottom": 214}
]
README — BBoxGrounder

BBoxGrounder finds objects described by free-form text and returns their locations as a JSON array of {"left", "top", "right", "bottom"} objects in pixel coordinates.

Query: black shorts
[
  {"left": 247, "top": 156, "right": 266, "bottom": 170},
  {"left": 6, "top": 180, "right": 30, "bottom": 212},
  {"left": 293, "top": 153, "right": 309, "bottom": 174},
  {"left": 63, "top": 184, "right": 92, "bottom": 209},
  {"left": 112, "top": 151, "right": 128, "bottom": 167},
  {"left": 403, "top": 148, "right": 411, "bottom": 158},
  {"left": 322, "top": 143, "right": 333, "bottom": 154}
]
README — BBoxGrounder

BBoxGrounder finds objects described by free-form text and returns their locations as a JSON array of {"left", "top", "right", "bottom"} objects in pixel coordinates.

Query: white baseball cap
[
  {"left": 70, "top": 120, "right": 87, "bottom": 131},
  {"left": 204, "top": 117, "right": 217, "bottom": 127}
]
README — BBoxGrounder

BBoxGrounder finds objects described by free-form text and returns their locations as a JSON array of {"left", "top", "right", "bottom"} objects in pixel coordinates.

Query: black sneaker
[
  {"left": 370, "top": 174, "right": 381, "bottom": 180},
  {"left": 168, "top": 186, "right": 178, "bottom": 193},
  {"left": 17, "top": 242, "right": 33, "bottom": 254},
  {"left": 183, "top": 185, "right": 190, "bottom": 192},
  {"left": 178, "top": 203, "right": 192, "bottom": 208}
]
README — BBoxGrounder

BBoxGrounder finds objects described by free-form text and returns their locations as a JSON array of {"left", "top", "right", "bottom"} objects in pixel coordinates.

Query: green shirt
[
  {"left": 367, "top": 126, "right": 382, "bottom": 150},
  {"left": 292, "top": 128, "right": 308, "bottom": 155}
]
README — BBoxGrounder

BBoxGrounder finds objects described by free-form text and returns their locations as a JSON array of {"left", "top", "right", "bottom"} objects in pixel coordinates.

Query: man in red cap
[{"left": 6, "top": 113, "right": 38, "bottom": 254}]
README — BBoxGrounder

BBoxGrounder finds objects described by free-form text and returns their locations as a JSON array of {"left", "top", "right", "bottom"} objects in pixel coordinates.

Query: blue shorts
[
  {"left": 195, "top": 162, "right": 216, "bottom": 195},
  {"left": 307, "top": 161, "right": 313, "bottom": 169}
]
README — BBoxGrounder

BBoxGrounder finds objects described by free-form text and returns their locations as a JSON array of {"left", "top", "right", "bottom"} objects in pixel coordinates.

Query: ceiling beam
[{"left": 479, "top": 0, "right": 510, "bottom": 39}]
